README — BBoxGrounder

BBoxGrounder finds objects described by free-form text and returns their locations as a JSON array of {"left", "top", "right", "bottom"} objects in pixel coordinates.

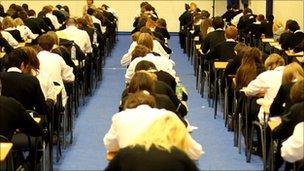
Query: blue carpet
[{"left": 55, "top": 35, "right": 263, "bottom": 170}]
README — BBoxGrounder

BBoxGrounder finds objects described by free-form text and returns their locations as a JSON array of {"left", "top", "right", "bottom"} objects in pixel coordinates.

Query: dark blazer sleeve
[
  {"left": 270, "top": 85, "right": 290, "bottom": 117},
  {"left": 272, "top": 102, "right": 304, "bottom": 140},
  {"left": 0, "top": 37, "right": 13, "bottom": 53},
  {"left": 14, "top": 98, "right": 43, "bottom": 137},
  {"left": 202, "top": 34, "right": 211, "bottom": 53},
  {"left": 33, "top": 77, "right": 49, "bottom": 116}
]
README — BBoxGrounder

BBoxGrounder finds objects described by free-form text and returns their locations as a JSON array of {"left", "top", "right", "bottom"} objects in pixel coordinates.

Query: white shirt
[
  {"left": 56, "top": 25, "right": 92, "bottom": 54},
  {"left": 37, "top": 50, "right": 75, "bottom": 105},
  {"left": 46, "top": 12, "right": 61, "bottom": 30},
  {"left": 1, "top": 31, "right": 18, "bottom": 48},
  {"left": 245, "top": 66, "right": 285, "bottom": 121},
  {"left": 103, "top": 105, "right": 203, "bottom": 160},
  {"left": 121, "top": 40, "right": 170, "bottom": 67},
  {"left": 125, "top": 53, "right": 176, "bottom": 83},
  {"left": 91, "top": 15, "right": 102, "bottom": 29},
  {"left": 281, "top": 122, "right": 304, "bottom": 163},
  {"left": 34, "top": 70, "right": 57, "bottom": 102},
  {"left": 16, "top": 25, "right": 38, "bottom": 40},
  {"left": 231, "top": 13, "right": 243, "bottom": 26}
]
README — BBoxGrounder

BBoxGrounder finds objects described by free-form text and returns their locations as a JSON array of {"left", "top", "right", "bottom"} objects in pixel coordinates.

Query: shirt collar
[
  {"left": 294, "top": 30, "right": 303, "bottom": 33},
  {"left": 7, "top": 67, "right": 22, "bottom": 73},
  {"left": 216, "top": 28, "right": 223, "bottom": 31},
  {"left": 274, "top": 66, "right": 285, "bottom": 71},
  {"left": 226, "top": 39, "right": 235, "bottom": 42}
]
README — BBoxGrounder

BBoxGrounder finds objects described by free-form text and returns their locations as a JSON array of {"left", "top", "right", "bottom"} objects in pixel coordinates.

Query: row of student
[
  {"left": 102, "top": 3, "right": 203, "bottom": 170},
  {"left": 0, "top": 2, "right": 117, "bottom": 51}
]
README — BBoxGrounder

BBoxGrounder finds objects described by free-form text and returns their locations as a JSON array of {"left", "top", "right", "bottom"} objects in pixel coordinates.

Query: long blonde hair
[
  {"left": 130, "top": 113, "right": 190, "bottom": 154},
  {"left": 264, "top": 53, "right": 285, "bottom": 70},
  {"left": 282, "top": 62, "right": 304, "bottom": 85}
]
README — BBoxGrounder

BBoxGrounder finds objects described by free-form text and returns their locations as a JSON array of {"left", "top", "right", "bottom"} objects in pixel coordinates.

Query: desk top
[
  {"left": 285, "top": 51, "right": 304, "bottom": 57},
  {"left": 269, "top": 42, "right": 280, "bottom": 47},
  {"left": 195, "top": 44, "right": 201, "bottom": 50},
  {"left": 268, "top": 119, "right": 281, "bottom": 130},
  {"left": 0, "top": 52, "right": 5, "bottom": 59},
  {"left": 262, "top": 38, "right": 275, "bottom": 43},
  {"left": 0, "top": 143, "right": 13, "bottom": 161},
  {"left": 214, "top": 62, "right": 228, "bottom": 69},
  {"left": 194, "top": 36, "right": 200, "bottom": 41},
  {"left": 33, "top": 117, "right": 41, "bottom": 123}
]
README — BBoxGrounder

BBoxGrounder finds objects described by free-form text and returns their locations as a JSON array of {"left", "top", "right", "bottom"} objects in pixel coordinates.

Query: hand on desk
[{"left": 106, "top": 151, "right": 118, "bottom": 161}]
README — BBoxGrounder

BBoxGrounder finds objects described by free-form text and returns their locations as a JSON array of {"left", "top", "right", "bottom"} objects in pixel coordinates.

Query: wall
[{"left": 1, "top": 0, "right": 303, "bottom": 32}]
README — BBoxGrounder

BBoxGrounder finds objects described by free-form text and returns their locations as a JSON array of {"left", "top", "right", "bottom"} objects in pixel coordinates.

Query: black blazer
[
  {"left": 155, "top": 80, "right": 187, "bottom": 117},
  {"left": 270, "top": 83, "right": 294, "bottom": 117},
  {"left": 0, "top": 96, "right": 42, "bottom": 139},
  {"left": 6, "top": 29, "right": 23, "bottom": 42},
  {"left": 155, "top": 70, "right": 176, "bottom": 92},
  {"left": 207, "top": 41, "right": 237, "bottom": 61},
  {"left": 0, "top": 37, "right": 13, "bottom": 53},
  {"left": 105, "top": 145, "right": 198, "bottom": 171},
  {"left": 292, "top": 31, "right": 304, "bottom": 49},
  {"left": 201, "top": 30, "right": 225, "bottom": 53},
  {"left": 0, "top": 71, "right": 48, "bottom": 116},
  {"left": 24, "top": 17, "right": 50, "bottom": 35},
  {"left": 155, "top": 27, "right": 170, "bottom": 39},
  {"left": 272, "top": 102, "right": 304, "bottom": 140}
]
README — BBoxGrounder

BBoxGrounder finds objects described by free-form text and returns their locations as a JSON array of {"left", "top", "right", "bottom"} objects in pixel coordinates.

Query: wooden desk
[
  {"left": 269, "top": 42, "right": 280, "bottom": 47},
  {"left": 195, "top": 44, "right": 201, "bottom": 50},
  {"left": 0, "top": 143, "right": 13, "bottom": 161},
  {"left": 194, "top": 36, "right": 200, "bottom": 41},
  {"left": 214, "top": 62, "right": 228, "bottom": 69},
  {"left": 0, "top": 52, "right": 5, "bottom": 59},
  {"left": 18, "top": 42, "right": 25, "bottom": 47},
  {"left": 274, "top": 45, "right": 282, "bottom": 51},
  {"left": 33, "top": 117, "right": 41, "bottom": 123},
  {"left": 285, "top": 51, "right": 304, "bottom": 57},
  {"left": 262, "top": 38, "right": 275, "bottom": 43},
  {"left": 268, "top": 119, "right": 281, "bottom": 131}
]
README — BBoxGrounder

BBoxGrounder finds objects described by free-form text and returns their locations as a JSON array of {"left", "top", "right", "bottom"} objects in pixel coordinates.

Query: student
[
  {"left": 105, "top": 113, "right": 200, "bottom": 171},
  {"left": 104, "top": 92, "right": 203, "bottom": 162}
]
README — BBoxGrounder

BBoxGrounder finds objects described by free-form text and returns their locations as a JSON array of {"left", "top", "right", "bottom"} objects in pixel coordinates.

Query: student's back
[{"left": 105, "top": 145, "right": 198, "bottom": 171}]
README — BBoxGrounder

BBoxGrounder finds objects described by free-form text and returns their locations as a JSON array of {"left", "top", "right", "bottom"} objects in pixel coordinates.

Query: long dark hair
[{"left": 235, "top": 48, "right": 263, "bottom": 89}]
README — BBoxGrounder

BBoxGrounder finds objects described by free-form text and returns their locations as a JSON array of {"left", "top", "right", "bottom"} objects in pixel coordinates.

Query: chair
[
  {"left": 0, "top": 135, "right": 14, "bottom": 171},
  {"left": 213, "top": 61, "right": 228, "bottom": 119}
]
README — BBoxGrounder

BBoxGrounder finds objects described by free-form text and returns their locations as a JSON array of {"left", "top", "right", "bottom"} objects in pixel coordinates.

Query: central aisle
[{"left": 56, "top": 35, "right": 262, "bottom": 170}]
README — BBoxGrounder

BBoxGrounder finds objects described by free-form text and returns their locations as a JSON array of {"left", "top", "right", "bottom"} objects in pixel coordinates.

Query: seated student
[
  {"left": 224, "top": 43, "right": 250, "bottom": 77},
  {"left": 121, "top": 71, "right": 178, "bottom": 117},
  {"left": 270, "top": 62, "right": 304, "bottom": 117},
  {"left": 37, "top": 33, "right": 75, "bottom": 106},
  {"left": 244, "top": 53, "right": 285, "bottom": 122},
  {"left": 105, "top": 114, "right": 201, "bottom": 171},
  {"left": 14, "top": 18, "right": 37, "bottom": 40},
  {"left": 104, "top": 91, "right": 203, "bottom": 161},
  {"left": 1, "top": 16, "right": 24, "bottom": 42},
  {"left": 201, "top": 16, "right": 225, "bottom": 55},
  {"left": 43, "top": 5, "right": 61, "bottom": 30},
  {"left": 120, "top": 32, "right": 141, "bottom": 66},
  {"left": 0, "top": 21, "right": 18, "bottom": 48},
  {"left": 206, "top": 26, "right": 238, "bottom": 61},
  {"left": 56, "top": 18, "right": 92, "bottom": 54},
  {"left": 125, "top": 43, "right": 176, "bottom": 83},
  {"left": 134, "top": 61, "right": 188, "bottom": 117},
  {"left": 0, "top": 95, "right": 42, "bottom": 140},
  {"left": 24, "top": 9, "right": 51, "bottom": 35},
  {"left": 0, "top": 48, "right": 48, "bottom": 116},
  {"left": 0, "top": 95, "right": 43, "bottom": 170},
  {"left": 134, "top": 60, "right": 177, "bottom": 93},
  {"left": 279, "top": 20, "right": 304, "bottom": 50},
  {"left": 0, "top": 32, "right": 13, "bottom": 53},
  {"left": 281, "top": 122, "right": 304, "bottom": 164},
  {"left": 21, "top": 46, "right": 57, "bottom": 102},
  {"left": 155, "top": 18, "right": 170, "bottom": 40},
  {"left": 272, "top": 81, "right": 304, "bottom": 170},
  {"left": 272, "top": 80, "right": 304, "bottom": 140}
]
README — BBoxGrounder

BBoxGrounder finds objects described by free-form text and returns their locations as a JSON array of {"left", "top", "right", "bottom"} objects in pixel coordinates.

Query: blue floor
[{"left": 55, "top": 35, "right": 263, "bottom": 170}]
